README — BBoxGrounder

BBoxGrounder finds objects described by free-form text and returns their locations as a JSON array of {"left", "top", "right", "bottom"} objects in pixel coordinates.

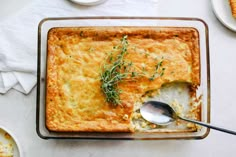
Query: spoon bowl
[
  {"left": 140, "top": 101, "right": 177, "bottom": 125},
  {"left": 140, "top": 101, "right": 236, "bottom": 135}
]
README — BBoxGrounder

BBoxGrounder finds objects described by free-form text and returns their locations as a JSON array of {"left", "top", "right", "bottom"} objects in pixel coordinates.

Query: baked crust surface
[
  {"left": 46, "top": 27, "right": 200, "bottom": 132},
  {"left": 229, "top": 0, "right": 236, "bottom": 18}
]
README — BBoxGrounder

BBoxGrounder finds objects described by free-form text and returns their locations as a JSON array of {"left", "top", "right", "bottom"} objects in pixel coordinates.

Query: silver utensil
[{"left": 140, "top": 101, "right": 236, "bottom": 135}]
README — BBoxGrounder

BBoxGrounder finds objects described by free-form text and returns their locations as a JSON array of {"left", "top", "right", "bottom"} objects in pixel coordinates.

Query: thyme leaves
[
  {"left": 100, "top": 35, "right": 129, "bottom": 106},
  {"left": 100, "top": 35, "right": 165, "bottom": 106}
]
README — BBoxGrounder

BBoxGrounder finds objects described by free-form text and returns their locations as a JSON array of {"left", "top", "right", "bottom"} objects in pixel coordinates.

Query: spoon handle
[{"left": 178, "top": 116, "right": 236, "bottom": 135}]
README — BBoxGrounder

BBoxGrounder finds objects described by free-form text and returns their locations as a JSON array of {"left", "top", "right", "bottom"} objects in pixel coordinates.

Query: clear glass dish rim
[{"left": 36, "top": 16, "right": 211, "bottom": 140}]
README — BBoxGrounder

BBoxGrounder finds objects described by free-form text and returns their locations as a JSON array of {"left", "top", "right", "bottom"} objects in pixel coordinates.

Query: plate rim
[
  {"left": 211, "top": 0, "right": 236, "bottom": 32},
  {"left": 69, "top": 0, "right": 107, "bottom": 6}
]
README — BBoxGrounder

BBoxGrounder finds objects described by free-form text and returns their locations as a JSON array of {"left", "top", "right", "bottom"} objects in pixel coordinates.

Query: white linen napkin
[{"left": 0, "top": 0, "right": 158, "bottom": 94}]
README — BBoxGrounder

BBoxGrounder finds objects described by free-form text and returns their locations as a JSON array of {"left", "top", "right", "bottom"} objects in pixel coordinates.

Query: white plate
[
  {"left": 69, "top": 0, "right": 107, "bottom": 6},
  {"left": 0, "top": 126, "right": 22, "bottom": 157},
  {"left": 211, "top": 0, "right": 236, "bottom": 32}
]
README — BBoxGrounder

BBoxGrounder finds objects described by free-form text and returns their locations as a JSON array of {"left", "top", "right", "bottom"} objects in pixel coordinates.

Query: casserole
[{"left": 37, "top": 17, "right": 210, "bottom": 139}]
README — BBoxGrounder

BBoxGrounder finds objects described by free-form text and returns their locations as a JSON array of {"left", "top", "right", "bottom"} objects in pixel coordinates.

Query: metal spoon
[{"left": 140, "top": 101, "right": 236, "bottom": 135}]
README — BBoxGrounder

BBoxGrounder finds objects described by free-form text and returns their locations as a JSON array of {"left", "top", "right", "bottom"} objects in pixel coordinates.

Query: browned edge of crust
[{"left": 229, "top": 0, "right": 236, "bottom": 18}]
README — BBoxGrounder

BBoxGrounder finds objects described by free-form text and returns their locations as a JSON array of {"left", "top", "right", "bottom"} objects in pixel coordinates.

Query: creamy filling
[{"left": 132, "top": 82, "right": 201, "bottom": 132}]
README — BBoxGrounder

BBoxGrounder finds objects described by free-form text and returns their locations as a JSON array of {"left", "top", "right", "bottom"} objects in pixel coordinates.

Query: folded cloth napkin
[{"left": 0, "top": 0, "right": 158, "bottom": 94}]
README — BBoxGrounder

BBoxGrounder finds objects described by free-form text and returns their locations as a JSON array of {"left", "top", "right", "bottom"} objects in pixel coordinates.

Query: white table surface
[{"left": 0, "top": 0, "right": 236, "bottom": 156}]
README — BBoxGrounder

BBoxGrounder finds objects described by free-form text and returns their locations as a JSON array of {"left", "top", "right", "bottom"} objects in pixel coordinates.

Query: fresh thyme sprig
[
  {"left": 149, "top": 58, "right": 165, "bottom": 81},
  {"left": 100, "top": 35, "right": 129, "bottom": 106},
  {"left": 100, "top": 35, "right": 166, "bottom": 106}
]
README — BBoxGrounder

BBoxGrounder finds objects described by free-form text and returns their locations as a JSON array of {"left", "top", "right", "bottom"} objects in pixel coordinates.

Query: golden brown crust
[
  {"left": 229, "top": 0, "right": 236, "bottom": 18},
  {"left": 46, "top": 27, "right": 200, "bottom": 132}
]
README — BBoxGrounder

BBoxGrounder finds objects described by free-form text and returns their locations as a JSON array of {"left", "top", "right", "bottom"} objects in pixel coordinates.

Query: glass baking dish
[{"left": 36, "top": 17, "right": 210, "bottom": 140}]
